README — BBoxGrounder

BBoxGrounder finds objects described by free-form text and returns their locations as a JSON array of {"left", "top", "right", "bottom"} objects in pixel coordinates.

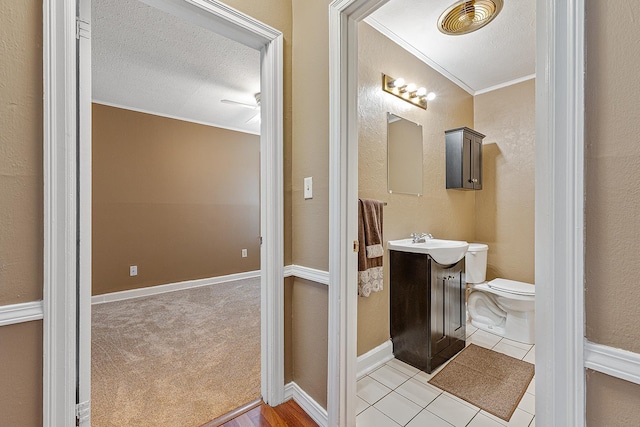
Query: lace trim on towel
[
  {"left": 358, "top": 266, "right": 383, "bottom": 297},
  {"left": 366, "top": 244, "right": 384, "bottom": 259}
]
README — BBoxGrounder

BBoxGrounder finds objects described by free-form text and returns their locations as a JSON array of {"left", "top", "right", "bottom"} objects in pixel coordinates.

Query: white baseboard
[
  {"left": 91, "top": 270, "right": 261, "bottom": 304},
  {"left": 284, "top": 382, "right": 328, "bottom": 427},
  {"left": 357, "top": 339, "right": 394, "bottom": 379},
  {"left": 0, "top": 300, "right": 44, "bottom": 327}
]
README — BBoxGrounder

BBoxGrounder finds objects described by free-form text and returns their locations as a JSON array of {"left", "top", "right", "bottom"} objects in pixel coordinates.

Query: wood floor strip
[
  {"left": 201, "top": 399, "right": 263, "bottom": 427},
  {"left": 216, "top": 399, "right": 318, "bottom": 427}
]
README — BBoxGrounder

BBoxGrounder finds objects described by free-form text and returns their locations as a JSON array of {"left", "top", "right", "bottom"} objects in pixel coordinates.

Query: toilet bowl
[{"left": 466, "top": 244, "right": 535, "bottom": 345}]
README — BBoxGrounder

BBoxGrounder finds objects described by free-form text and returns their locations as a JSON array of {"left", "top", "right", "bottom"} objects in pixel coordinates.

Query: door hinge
[
  {"left": 353, "top": 240, "right": 359, "bottom": 253},
  {"left": 259, "top": 236, "right": 263, "bottom": 245},
  {"left": 76, "top": 17, "right": 90, "bottom": 40},
  {"left": 75, "top": 400, "right": 90, "bottom": 426}
]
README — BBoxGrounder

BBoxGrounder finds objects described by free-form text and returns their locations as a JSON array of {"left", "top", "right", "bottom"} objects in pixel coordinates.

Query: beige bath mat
[{"left": 428, "top": 344, "right": 534, "bottom": 421}]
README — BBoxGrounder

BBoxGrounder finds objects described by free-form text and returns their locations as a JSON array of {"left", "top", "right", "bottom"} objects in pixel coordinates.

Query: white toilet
[{"left": 466, "top": 243, "right": 535, "bottom": 345}]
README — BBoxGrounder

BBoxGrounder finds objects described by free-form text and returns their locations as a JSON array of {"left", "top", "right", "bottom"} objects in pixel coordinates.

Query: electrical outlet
[
  {"left": 130, "top": 265, "right": 138, "bottom": 276},
  {"left": 242, "top": 249, "right": 248, "bottom": 258},
  {"left": 304, "top": 177, "right": 313, "bottom": 199}
]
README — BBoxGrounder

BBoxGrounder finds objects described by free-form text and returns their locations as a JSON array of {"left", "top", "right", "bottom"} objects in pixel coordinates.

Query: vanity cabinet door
[
  {"left": 432, "top": 260, "right": 466, "bottom": 359},
  {"left": 390, "top": 251, "right": 466, "bottom": 373},
  {"left": 447, "top": 263, "right": 466, "bottom": 339},
  {"left": 431, "top": 263, "right": 450, "bottom": 356},
  {"left": 390, "top": 251, "right": 431, "bottom": 370}
]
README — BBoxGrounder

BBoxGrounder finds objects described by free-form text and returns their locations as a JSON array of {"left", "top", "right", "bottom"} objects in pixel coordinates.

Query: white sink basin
[{"left": 387, "top": 238, "right": 469, "bottom": 265}]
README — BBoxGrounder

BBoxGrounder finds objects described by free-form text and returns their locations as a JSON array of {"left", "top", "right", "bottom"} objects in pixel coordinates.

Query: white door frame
[
  {"left": 43, "top": 1, "right": 284, "bottom": 425},
  {"left": 327, "top": 0, "right": 586, "bottom": 426}
]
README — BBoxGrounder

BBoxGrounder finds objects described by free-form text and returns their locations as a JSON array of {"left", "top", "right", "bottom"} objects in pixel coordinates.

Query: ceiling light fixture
[
  {"left": 437, "top": 0, "right": 504, "bottom": 36},
  {"left": 382, "top": 74, "right": 434, "bottom": 110}
]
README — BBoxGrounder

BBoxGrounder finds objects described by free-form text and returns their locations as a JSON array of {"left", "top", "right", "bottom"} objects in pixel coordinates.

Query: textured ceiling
[
  {"left": 92, "top": 0, "right": 261, "bottom": 134},
  {"left": 367, "top": 0, "right": 536, "bottom": 94},
  {"left": 93, "top": 0, "right": 534, "bottom": 133}
]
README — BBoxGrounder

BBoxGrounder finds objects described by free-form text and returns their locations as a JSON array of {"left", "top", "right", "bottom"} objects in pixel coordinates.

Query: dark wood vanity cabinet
[
  {"left": 390, "top": 251, "right": 466, "bottom": 373},
  {"left": 445, "top": 127, "right": 485, "bottom": 190}
]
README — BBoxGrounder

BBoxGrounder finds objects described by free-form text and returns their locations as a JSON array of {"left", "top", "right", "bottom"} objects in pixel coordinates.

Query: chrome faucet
[{"left": 411, "top": 232, "right": 433, "bottom": 243}]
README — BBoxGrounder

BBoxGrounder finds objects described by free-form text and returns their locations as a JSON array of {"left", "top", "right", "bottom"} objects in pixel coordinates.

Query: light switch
[
  {"left": 304, "top": 177, "right": 313, "bottom": 199},
  {"left": 242, "top": 249, "right": 248, "bottom": 258},
  {"left": 130, "top": 265, "right": 138, "bottom": 276}
]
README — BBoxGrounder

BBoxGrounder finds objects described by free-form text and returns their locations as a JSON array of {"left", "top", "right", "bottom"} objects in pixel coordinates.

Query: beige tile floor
[{"left": 356, "top": 324, "right": 535, "bottom": 427}]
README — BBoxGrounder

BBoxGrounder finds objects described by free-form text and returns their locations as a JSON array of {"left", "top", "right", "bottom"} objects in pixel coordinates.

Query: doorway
[
  {"left": 327, "top": 0, "right": 587, "bottom": 426},
  {"left": 42, "top": 0, "right": 284, "bottom": 425},
  {"left": 79, "top": 0, "right": 282, "bottom": 423},
  {"left": 89, "top": 19, "right": 263, "bottom": 416}
]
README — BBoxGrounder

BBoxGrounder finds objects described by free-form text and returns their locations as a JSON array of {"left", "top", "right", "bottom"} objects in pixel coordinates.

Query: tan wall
[
  {"left": 474, "top": 79, "right": 535, "bottom": 284},
  {"left": 585, "top": 0, "right": 640, "bottom": 421},
  {"left": 0, "top": 0, "right": 43, "bottom": 423},
  {"left": 284, "top": 277, "right": 294, "bottom": 383},
  {"left": 587, "top": 370, "right": 640, "bottom": 425},
  {"left": 356, "top": 22, "right": 476, "bottom": 356},
  {"left": 0, "top": 321, "right": 43, "bottom": 427},
  {"left": 0, "top": 0, "right": 43, "bottom": 305},
  {"left": 92, "top": 104, "right": 260, "bottom": 295},
  {"left": 291, "top": 0, "right": 331, "bottom": 271},
  {"left": 284, "top": 0, "right": 333, "bottom": 405},
  {"left": 585, "top": 0, "right": 640, "bottom": 354},
  {"left": 290, "top": 278, "right": 329, "bottom": 408}
]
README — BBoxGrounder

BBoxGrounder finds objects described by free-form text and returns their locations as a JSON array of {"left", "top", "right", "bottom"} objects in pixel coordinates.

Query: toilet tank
[{"left": 466, "top": 243, "right": 488, "bottom": 283}]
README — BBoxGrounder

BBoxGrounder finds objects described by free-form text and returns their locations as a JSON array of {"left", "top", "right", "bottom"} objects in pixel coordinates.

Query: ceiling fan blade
[{"left": 220, "top": 99, "right": 259, "bottom": 110}]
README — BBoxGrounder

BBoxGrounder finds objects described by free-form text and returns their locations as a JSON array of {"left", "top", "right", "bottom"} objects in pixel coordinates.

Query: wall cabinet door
[{"left": 445, "top": 127, "right": 485, "bottom": 190}]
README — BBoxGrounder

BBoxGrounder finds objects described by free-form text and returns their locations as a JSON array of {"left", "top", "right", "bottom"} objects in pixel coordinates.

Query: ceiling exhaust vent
[{"left": 437, "top": 0, "right": 504, "bottom": 36}]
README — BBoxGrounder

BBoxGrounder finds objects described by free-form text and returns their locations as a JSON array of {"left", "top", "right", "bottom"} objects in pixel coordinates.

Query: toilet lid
[{"left": 488, "top": 279, "right": 535, "bottom": 296}]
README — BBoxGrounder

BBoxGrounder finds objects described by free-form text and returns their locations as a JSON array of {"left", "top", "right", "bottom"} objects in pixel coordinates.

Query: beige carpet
[
  {"left": 91, "top": 278, "right": 261, "bottom": 427},
  {"left": 428, "top": 344, "right": 534, "bottom": 421}
]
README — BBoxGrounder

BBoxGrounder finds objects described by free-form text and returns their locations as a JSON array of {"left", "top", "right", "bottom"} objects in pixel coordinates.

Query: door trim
[
  {"left": 535, "top": 0, "right": 586, "bottom": 424},
  {"left": 43, "top": 1, "right": 284, "bottom": 425},
  {"left": 43, "top": 1, "right": 79, "bottom": 424},
  {"left": 327, "top": 0, "right": 586, "bottom": 426},
  {"left": 327, "top": 1, "right": 390, "bottom": 426}
]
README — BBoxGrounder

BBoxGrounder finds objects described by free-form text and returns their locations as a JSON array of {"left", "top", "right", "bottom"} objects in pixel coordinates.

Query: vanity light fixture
[{"left": 383, "top": 74, "right": 434, "bottom": 110}]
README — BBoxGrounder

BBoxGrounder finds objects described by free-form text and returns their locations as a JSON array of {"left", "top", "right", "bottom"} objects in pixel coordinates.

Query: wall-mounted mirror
[{"left": 387, "top": 113, "right": 423, "bottom": 196}]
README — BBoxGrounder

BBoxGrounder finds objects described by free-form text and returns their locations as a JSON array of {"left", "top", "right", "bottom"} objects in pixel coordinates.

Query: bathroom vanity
[{"left": 389, "top": 249, "right": 466, "bottom": 373}]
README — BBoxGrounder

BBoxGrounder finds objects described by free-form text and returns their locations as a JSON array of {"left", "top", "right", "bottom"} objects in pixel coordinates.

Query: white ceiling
[
  {"left": 367, "top": 0, "right": 536, "bottom": 94},
  {"left": 92, "top": 0, "right": 261, "bottom": 134},
  {"left": 92, "top": 0, "right": 534, "bottom": 133}
]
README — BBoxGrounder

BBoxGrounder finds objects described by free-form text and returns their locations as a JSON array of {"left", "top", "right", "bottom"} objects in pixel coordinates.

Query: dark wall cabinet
[
  {"left": 445, "top": 127, "right": 485, "bottom": 190},
  {"left": 390, "top": 251, "right": 466, "bottom": 373}
]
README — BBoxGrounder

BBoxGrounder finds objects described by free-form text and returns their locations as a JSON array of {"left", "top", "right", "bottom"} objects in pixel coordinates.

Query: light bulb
[
  {"left": 392, "top": 77, "right": 405, "bottom": 88},
  {"left": 405, "top": 83, "right": 417, "bottom": 93},
  {"left": 426, "top": 92, "right": 436, "bottom": 101},
  {"left": 416, "top": 87, "right": 427, "bottom": 97}
]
